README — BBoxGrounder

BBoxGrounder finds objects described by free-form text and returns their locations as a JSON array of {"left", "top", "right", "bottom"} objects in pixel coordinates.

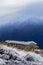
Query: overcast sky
[
  {"left": 0, "top": 0, "right": 42, "bottom": 6},
  {"left": 0, "top": 0, "right": 43, "bottom": 16},
  {"left": 0, "top": 0, "right": 43, "bottom": 26}
]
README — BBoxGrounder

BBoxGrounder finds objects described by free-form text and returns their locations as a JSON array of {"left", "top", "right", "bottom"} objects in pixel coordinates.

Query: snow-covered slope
[{"left": 0, "top": 45, "right": 43, "bottom": 65}]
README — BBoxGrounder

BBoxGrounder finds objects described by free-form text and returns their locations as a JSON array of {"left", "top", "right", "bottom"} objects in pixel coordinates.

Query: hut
[{"left": 4, "top": 40, "right": 38, "bottom": 51}]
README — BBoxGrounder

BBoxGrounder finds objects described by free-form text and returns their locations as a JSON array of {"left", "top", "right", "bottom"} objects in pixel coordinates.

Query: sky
[
  {"left": 0, "top": 0, "right": 42, "bottom": 6},
  {"left": 0, "top": 0, "right": 43, "bottom": 16},
  {"left": 0, "top": 0, "right": 43, "bottom": 26}
]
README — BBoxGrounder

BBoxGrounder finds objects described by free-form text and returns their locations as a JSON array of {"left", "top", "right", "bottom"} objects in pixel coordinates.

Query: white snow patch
[
  {"left": 0, "top": 58, "right": 6, "bottom": 64},
  {"left": 27, "top": 52, "right": 43, "bottom": 62}
]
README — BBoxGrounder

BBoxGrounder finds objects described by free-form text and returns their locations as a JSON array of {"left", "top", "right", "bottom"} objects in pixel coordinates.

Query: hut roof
[{"left": 5, "top": 40, "right": 37, "bottom": 45}]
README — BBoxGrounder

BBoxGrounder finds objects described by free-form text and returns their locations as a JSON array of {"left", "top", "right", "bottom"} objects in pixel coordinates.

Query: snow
[
  {"left": 1, "top": 45, "right": 26, "bottom": 57},
  {"left": 26, "top": 52, "right": 43, "bottom": 62},
  {"left": 0, "top": 45, "right": 43, "bottom": 65},
  {"left": 0, "top": 58, "right": 6, "bottom": 64}
]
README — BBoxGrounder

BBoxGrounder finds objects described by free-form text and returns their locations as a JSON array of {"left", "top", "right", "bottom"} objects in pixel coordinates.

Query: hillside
[{"left": 0, "top": 44, "right": 43, "bottom": 65}]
